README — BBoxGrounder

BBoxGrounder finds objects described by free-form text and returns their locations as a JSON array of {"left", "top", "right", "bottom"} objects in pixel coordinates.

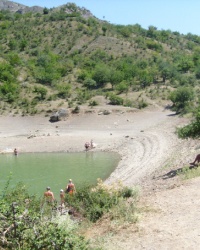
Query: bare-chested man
[{"left": 43, "top": 187, "right": 55, "bottom": 203}]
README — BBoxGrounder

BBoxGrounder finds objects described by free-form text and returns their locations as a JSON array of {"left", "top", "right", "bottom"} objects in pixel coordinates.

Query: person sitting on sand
[
  {"left": 190, "top": 154, "right": 200, "bottom": 166},
  {"left": 65, "top": 179, "right": 76, "bottom": 195},
  {"left": 14, "top": 148, "right": 18, "bottom": 156}
]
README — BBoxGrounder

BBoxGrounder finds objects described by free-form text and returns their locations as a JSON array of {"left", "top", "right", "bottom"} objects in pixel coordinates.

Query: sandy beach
[{"left": 0, "top": 105, "right": 192, "bottom": 186}]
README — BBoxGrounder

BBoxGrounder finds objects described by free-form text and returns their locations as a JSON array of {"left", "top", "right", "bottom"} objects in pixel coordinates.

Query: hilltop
[{"left": 0, "top": 0, "right": 43, "bottom": 13}]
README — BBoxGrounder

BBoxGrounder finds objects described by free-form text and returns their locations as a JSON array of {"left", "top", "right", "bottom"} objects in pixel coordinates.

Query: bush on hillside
[{"left": 177, "top": 107, "right": 200, "bottom": 138}]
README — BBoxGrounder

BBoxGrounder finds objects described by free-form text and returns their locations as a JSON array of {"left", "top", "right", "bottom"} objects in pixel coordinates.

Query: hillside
[
  {"left": 0, "top": 0, "right": 43, "bottom": 13},
  {"left": 0, "top": 1, "right": 200, "bottom": 117}
]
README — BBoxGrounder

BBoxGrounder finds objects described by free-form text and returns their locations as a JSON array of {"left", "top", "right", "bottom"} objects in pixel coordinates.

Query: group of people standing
[{"left": 43, "top": 179, "right": 76, "bottom": 206}]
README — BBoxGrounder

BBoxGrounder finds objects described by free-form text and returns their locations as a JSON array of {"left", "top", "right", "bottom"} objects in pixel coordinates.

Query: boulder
[{"left": 49, "top": 108, "right": 69, "bottom": 122}]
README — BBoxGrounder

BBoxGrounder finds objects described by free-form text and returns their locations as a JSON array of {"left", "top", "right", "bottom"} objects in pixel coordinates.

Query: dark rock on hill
[{"left": 0, "top": 0, "right": 43, "bottom": 13}]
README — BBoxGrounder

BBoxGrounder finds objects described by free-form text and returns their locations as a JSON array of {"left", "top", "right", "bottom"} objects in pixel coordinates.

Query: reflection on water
[{"left": 0, "top": 151, "right": 120, "bottom": 199}]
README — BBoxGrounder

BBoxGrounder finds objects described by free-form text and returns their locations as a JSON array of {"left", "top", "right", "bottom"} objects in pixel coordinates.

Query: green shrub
[
  {"left": 108, "top": 94, "right": 124, "bottom": 105},
  {"left": 177, "top": 107, "right": 200, "bottom": 138},
  {"left": 115, "top": 80, "right": 129, "bottom": 94},
  {"left": 65, "top": 180, "right": 138, "bottom": 223},
  {"left": 72, "top": 105, "right": 80, "bottom": 114},
  {"left": 123, "top": 99, "right": 133, "bottom": 107},
  {"left": 177, "top": 166, "right": 200, "bottom": 180},
  {"left": 169, "top": 87, "right": 194, "bottom": 114},
  {"left": 119, "top": 186, "right": 137, "bottom": 199},
  {"left": 89, "top": 100, "right": 98, "bottom": 107},
  {"left": 83, "top": 78, "right": 97, "bottom": 89},
  {"left": 138, "top": 99, "right": 148, "bottom": 109}
]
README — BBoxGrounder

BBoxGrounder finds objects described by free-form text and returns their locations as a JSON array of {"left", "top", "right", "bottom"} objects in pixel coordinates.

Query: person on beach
[
  {"left": 190, "top": 154, "right": 200, "bottom": 166},
  {"left": 84, "top": 142, "right": 90, "bottom": 151},
  {"left": 90, "top": 139, "right": 96, "bottom": 149},
  {"left": 43, "top": 187, "right": 55, "bottom": 203},
  {"left": 65, "top": 179, "right": 76, "bottom": 195},
  {"left": 90, "top": 139, "right": 94, "bottom": 148},
  {"left": 60, "top": 189, "right": 65, "bottom": 206},
  {"left": 14, "top": 148, "right": 18, "bottom": 156}
]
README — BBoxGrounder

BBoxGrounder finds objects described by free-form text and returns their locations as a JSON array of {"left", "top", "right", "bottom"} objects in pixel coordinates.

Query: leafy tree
[
  {"left": 147, "top": 25, "right": 157, "bottom": 39},
  {"left": 102, "top": 25, "right": 107, "bottom": 35},
  {"left": 146, "top": 40, "right": 163, "bottom": 52},
  {"left": 83, "top": 78, "right": 97, "bottom": 89},
  {"left": 158, "top": 61, "right": 176, "bottom": 83},
  {"left": 92, "top": 64, "right": 110, "bottom": 87},
  {"left": 138, "top": 69, "right": 153, "bottom": 88},
  {"left": 108, "top": 93, "right": 124, "bottom": 105},
  {"left": 158, "top": 29, "right": 171, "bottom": 42},
  {"left": 0, "top": 62, "right": 18, "bottom": 83},
  {"left": 109, "top": 68, "right": 124, "bottom": 89},
  {"left": 117, "top": 25, "right": 132, "bottom": 38},
  {"left": 31, "top": 52, "right": 65, "bottom": 85},
  {"left": 177, "top": 55, "right": 194, "bottom": 73},
  {"left": 169, "top": 87, "right": 194, "bottom": 113},
  {"left": 43, "top": 7, "right": 49, "bottom": 15},
  {"left": 177, "top": 107, "right": 200, "bottom": 138},
  {"left": 115, "top": 80, "right": 129, "bottom": 94}
]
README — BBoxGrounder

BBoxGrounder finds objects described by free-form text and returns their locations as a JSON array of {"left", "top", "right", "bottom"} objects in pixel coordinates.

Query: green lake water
[{"left": 0, "top": 152, "right": 120, "bottom": 200}]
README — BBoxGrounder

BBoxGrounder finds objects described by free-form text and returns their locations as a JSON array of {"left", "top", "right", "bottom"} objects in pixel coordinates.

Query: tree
[
  {"left": 115, "top": 80, "right": 129, "bottom": 94},
  {"left": 158, "top": 61, "right": 176, "bottom": 83},
  {"left": 169, "top": 87, "right": 194, "bottom": 113},
  {"left": 83, "top": 78, "right": 97, "bottom": 89},
  {"left": 109, "top": 68, "right": 124, "bottom": 89},
  {"left": 177, "top": 56, "right": 194, "bottom": 73},
  {"left": 43, "top": 7, "right": 49, "bottom": 15},
  {"left": 147, "top": 25, "right": 157, "bottom": 38},
  {"left": 92, "top": 64, "right": 110, "bottom": 87},
  {"left": 177, "top": 107, "right": 200, "bottom": 138}
]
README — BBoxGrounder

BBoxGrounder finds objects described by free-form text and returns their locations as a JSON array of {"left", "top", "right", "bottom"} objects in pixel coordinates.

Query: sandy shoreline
[{"left": 0, "top": 106, "right": 191, "bottom": 187}]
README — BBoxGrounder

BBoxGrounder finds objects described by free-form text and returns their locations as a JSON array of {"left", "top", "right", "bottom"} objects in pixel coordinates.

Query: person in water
[
  {"left": 65, "top": 179, "right": 76, "bottom": 195},
  {"left": 14, "top": 148, "right": 18, "bottom": 155},
  {"left": 60, "top": 189, "right": 65, "bottom": 206},
  {"left": 190, "top": 154, "right": 200, "bottom": 166},
  {"left": 43, "top": 187, "right": 55, "bottom": 203}
]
